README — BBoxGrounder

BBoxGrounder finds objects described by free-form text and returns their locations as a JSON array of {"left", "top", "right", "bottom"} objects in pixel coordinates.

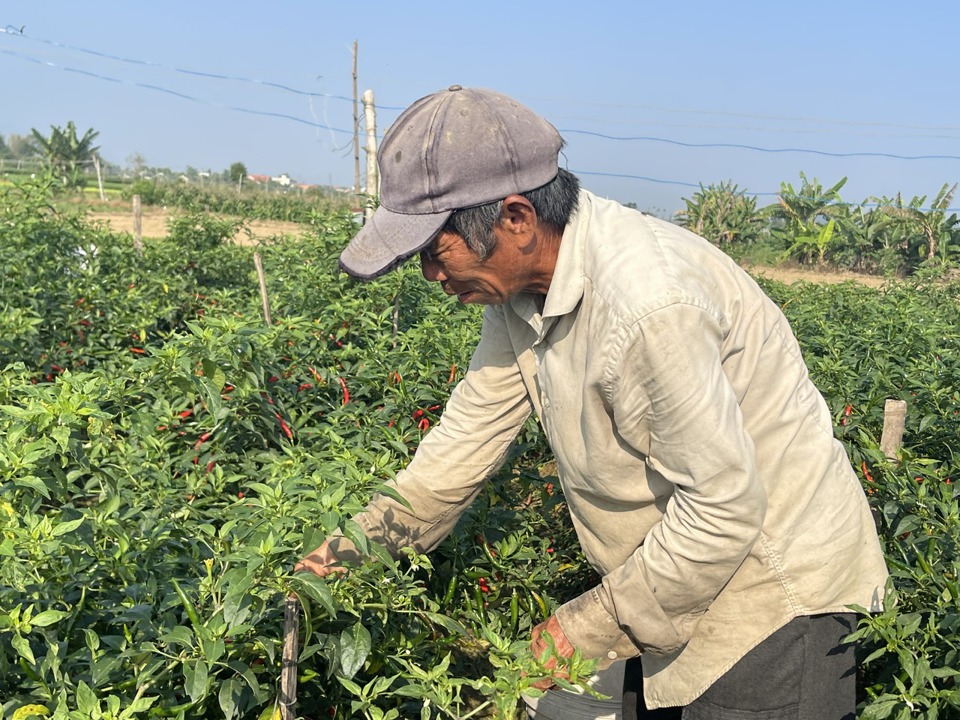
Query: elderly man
[{"left": 295, "top": 85, "right": 888, "bottom": 718}]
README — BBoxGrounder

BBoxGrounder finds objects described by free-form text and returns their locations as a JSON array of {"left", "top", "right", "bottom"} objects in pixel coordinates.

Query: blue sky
[{"left": 3, "top": 1, "right": 958, "bottom": 214}]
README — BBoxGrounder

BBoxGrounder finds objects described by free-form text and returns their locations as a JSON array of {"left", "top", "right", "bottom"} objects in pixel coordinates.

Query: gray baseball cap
[{"left": 339, "top": 85, "right": 563, "bottom": 279}]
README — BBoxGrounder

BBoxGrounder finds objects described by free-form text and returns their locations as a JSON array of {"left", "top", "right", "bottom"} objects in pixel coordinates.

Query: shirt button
[{"left": 607, "top": 651, "right": 618, "bottom": 660}]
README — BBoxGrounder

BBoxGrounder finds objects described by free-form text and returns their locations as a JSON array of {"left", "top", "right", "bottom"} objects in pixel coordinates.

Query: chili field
[{"left": 1, "top": 177, "right": 959, "bottom": 720}]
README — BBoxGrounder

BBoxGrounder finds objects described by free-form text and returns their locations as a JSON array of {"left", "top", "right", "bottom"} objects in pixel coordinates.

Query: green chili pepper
[{"left": 171, "top": 578, "right": 202, "bottom": 630}]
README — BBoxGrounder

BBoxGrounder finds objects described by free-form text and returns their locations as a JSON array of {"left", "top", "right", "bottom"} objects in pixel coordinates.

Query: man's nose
[{"left": 420, "top": 252, "right": 447, "bottom": 282}]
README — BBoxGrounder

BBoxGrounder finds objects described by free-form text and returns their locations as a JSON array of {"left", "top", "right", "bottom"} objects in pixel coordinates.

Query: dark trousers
[{"left": 623, "top": 613, "right": 857, "bottom": 720}]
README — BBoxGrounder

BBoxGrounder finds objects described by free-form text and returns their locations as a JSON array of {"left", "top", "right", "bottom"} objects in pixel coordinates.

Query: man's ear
[{"left": 499, "top": 195, "right": 537, "bottom": 235}]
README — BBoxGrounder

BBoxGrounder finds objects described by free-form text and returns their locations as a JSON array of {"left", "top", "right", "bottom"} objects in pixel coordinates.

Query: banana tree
[
  {"left": 29, "top": 121, "right": 100, "bottom": 193},
  {"left": 676, "top": 181, "right": 763, "bottom": 248},
  {"left": 834, "top": 204, "right": 897, "bottom": 272},
  {"left": 878, "top": 183, "right": 958, "bottom": 265},
  {"left": 768, "top": 173, "right": 848, "bottom": 264}
]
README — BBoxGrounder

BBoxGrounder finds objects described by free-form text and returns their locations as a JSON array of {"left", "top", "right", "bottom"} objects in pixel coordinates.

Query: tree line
[{"left": 6, "top": 122, "right": 959, "bottom": 278}]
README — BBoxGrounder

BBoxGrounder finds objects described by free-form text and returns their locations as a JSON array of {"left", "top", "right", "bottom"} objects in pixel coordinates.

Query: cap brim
[{"left": 339, "top": 205, "right": 451, "bottom": 279}]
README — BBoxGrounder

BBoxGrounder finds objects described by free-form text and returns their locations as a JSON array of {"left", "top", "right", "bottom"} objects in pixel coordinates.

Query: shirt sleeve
[
  {"left": 349, "top": 304, "right": 535, "bottom": 556},
  {"left": 558, "top": 301, "right": 767, "bottom": 657}
]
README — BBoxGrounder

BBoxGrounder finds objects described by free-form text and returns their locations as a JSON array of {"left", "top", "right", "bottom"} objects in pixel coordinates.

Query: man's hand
[
  {"left": 294, "top": 539, "right": 347, "bottom": 578},
  {"left": 529, "top": 614, "right": 576, "bottom": 691}
]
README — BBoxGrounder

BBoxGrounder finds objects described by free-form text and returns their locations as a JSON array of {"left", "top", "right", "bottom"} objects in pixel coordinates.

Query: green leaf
[
  {"left": 418, "top": 612, "right": 467, "bottom": 637},
  {"left": 51, "top": 517, "right": 84, "bottom": 537},
  {"left": 201, "top": 358, "right": 226, "bottom": 392},
  {"left": 14, "top": 475, "right": 50, "bottom": 499},
  {"left": 339, "top": 622, "right": 371, "bottom": 679},
  {"left": 120, "top": 695, "right": 158, "bottom": 719},
  {"left": 162, "top": 625, "right": 195, "bottom": 648},
  {"left": 183, "top": 659, "right": 209, "bottom": 704},
  {"left": 29, "top": 609, "right": 69, "bottom": 627},
  {"left": 75, "top": 681, "right": 98, "bottom": 714},
  {"left": 50, "top": 425, "right": 71, "bottom": 453},
  {"left": 226, "top": 660, "right": 263, "bottom": 698},
  {"left": 11, "top": 633, "right": 36, "bottom": 665},
  {"left": 291, "top": 573, "right": 336, "bottom": 616},
  {"left": 218, "top": 677, "right": 242, "bottom": 720}
]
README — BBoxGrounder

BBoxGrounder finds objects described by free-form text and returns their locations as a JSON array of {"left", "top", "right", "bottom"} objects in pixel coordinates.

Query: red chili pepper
[
  {"left": 447, "top": 364, "right": 457, "bottom": 384},
  {"left": 418, "top": 418, "right": 430, "bottom": 431},
  {"left": 194, "top": 432, "right": 211, "bottom": 450},
  {"left": 130, "top": 348, "right": 145, "bottom": 354},
  {"left": 205, "top": 461, "right": 216, "bottom": 473},
  {"left": 275, "top": 412, "right": 293, "bottom": 440},
  {"left": 179, "top": 409, "right": 193, "bottom": 418},
  {"left": 861, "top": 460, "right": 874, "bottom": 483},
  {"left": 338, "top": 377, "right": 350, "bottom": 405}
]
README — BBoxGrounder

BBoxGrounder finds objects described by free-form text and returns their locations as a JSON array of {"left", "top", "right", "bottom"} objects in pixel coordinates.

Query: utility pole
[{"left": 352, "top": 40, "right": 361, "bottom": 200}]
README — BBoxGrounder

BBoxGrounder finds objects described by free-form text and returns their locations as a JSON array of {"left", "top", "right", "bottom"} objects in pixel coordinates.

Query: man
[{"left": 295, "top": 85, "right": 888, "bottom": 718}]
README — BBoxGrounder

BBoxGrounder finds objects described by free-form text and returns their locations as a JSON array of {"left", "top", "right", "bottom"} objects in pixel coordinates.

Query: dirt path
[
  {"left": 743, "top": 264, "right": 887, "bottom": 288},
  {"left": 88, "top": 209, "right": 304, "bottom": 245}
]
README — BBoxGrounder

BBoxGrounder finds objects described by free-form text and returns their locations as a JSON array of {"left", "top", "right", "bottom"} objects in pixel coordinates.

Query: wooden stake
[
  {"left": 392, "top": 293, "right": 401, "bottom": 349},
  {"left": 880, "top": 399, "right": 907, "bottom": 460},
  {"left": 253, "top": 252, "right": 273, "bottom": 326},
  {"left": 362, "top": 89, "right": 378, "bottom": 223},
  {"left": 280, "top": 595, "right": 300, "bottom": 720},
  {"left": 93, "top": 155, "right": 106, "bottom": 202},
  {"left": 132, "top": 194, "right": 144, "bottom": 255}
]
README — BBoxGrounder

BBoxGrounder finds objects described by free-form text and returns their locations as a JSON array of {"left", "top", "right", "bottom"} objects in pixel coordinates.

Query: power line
[
  {"left": 3, "top": 26, "right": 957, "bottom": 211},
  {"left": 560, "top": 129, "right": 960, "bottom": 162},
  {"left": 7, "top": 25, "right": 960, "bottom": 134},
  {"left": 1, "top": 48, "right": 355, "bottom": 136},
  {"left": 1, "top": 25, "right": 409, "bottom": 109},
  {"left": 9, "top": 44, "right": 954, "bottom": 166}
]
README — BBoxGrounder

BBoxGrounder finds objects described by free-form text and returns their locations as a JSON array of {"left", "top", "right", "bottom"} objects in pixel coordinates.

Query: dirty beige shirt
[{"left": 345, "top": 190, "right": 888, "bottom": 708}]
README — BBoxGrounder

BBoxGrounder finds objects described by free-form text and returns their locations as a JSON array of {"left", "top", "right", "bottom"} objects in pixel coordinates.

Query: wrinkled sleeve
[
  {"left": 558, "top": 302, "right": 767, "bottom": 657},
  {"left": 347, "top": 304, "right": 534, "bottom": 556}
]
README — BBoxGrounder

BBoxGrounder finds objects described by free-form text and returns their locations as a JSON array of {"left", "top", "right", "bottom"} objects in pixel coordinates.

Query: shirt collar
[{"left": 541, "top": 189, "right": 591, "bottom": 319}]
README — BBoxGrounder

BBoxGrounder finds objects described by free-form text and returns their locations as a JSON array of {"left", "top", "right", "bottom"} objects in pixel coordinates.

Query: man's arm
[
  {"left": 296, "top": 304, "right": 534, "bottom": 572},
  {"left": 556, "top": 302, "right": 766, "bottom": 658}
]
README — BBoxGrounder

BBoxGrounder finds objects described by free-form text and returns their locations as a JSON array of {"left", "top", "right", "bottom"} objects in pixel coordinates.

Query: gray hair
[{"left": 444, "top": 168, "right": 581, "bottom": 259}]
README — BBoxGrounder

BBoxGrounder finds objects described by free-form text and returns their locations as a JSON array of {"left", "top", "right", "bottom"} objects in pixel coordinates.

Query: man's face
[{"left": 419, "top": 227, "right": 529, "bottom": 305}]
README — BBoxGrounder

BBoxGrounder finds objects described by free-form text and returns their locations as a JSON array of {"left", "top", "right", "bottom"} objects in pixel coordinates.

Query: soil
[
  {"left": 742, "top": 264, "right": 887, "bottom": 288},
  {"left": 87, "top": 209, "right": 303, "bottom": 246},
  {"left": 87, "top": 207, "right": 890, "bottom": 286}
]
